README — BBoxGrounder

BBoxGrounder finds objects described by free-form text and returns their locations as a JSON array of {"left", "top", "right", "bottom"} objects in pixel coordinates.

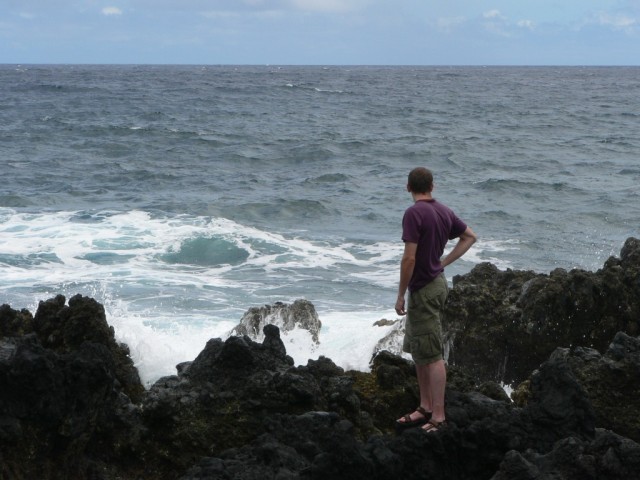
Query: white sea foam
[
  {"left": 105, "top": 303, "right": 237, "bottom": 386},
  {"left": 105, "top": 301, "right": 398, "bottom": 386},
  {"left": 461, "top": 239, "right": 518, "bottom": 270},
  {"left": 0, "top": 208, "right": 525, "bottom": 387},
  {"left": 0, "top": 208, "right": 408, "bottom": 385},
  {"left": 308, "top": 309, "right": 400, "bottom": 371}
]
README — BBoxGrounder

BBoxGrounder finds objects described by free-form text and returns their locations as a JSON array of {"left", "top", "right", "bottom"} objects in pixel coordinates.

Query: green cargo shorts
[{"left": 402, "top": 273, "right": 449, "bottom": 365}]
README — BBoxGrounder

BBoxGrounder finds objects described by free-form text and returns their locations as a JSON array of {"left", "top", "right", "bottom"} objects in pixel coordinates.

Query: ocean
[{"left": 1, "top": 65, "right": 638, "bottom": 385}]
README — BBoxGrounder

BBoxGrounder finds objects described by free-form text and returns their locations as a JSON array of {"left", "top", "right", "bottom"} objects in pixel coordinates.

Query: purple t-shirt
[{"left": 402, "top": 199, "right": 467, "bottom": 292}]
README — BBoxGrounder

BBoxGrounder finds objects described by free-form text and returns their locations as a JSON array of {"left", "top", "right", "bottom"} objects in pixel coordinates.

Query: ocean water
[{"left": 1, "top": 65, "right": 638, "bottom": 385}]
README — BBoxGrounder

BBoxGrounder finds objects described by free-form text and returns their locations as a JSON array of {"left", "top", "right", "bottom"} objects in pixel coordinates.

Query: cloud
[
  {"left": 595, "top": 12, "right": 637, "bottom": 31},
  {"left": 483, "top": 9, "right": 505, "bottom": 20},
  {"left": 482, "top": 9, "right": 511, "bottom": 36},
  {"left": 437, "top": 16, "right": 466, "bottom": 33},
  {"left": 200, "top": 9, "right": 283, "bottom": 20},
  {"left": 101, "top": 6, "right": 123, "bottom": 16},
  {"left": 287, "top": 0, "right": 368, "bottom": 13},
  {"left": 517, "top": 19, "right": 535, "bottom": 31}
]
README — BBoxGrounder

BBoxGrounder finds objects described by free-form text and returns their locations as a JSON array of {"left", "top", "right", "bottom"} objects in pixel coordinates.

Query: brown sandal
[
  {"left": 395, "top": 406, "right": 432, "bottom": 432},
  {"left": 422, "top": 419, "right": 447, "bottom": 433}
]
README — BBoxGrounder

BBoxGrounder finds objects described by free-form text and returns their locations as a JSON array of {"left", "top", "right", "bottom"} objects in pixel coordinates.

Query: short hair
[{"left": 407, "top": 167, "right": 433, "bottom": 194}]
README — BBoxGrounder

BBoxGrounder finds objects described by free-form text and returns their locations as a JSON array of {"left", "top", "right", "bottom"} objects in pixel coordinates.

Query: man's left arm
[{"left": 441, "top": 227, "right": 477, "bottom": 268}]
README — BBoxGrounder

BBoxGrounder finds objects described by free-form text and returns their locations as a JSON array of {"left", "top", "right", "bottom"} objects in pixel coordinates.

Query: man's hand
[
  {"left": 396, "top": 242, "right": 416, "bottom": 317},
  {"left": 395, "top": 295, "right": 406, "bottom": 316}
]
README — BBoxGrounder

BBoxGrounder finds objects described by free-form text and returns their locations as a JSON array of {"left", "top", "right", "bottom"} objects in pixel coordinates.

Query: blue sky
[{"left": 1, "top": 0, "right": 639, "bottom": 65}]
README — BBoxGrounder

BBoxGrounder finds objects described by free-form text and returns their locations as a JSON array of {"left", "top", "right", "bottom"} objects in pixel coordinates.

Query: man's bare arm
[
  {"left": 441, "top": 227, "right": 477, "bottom": 268},
  {"left": 395, "top": 242, "right": 417, "bottom": 315}
]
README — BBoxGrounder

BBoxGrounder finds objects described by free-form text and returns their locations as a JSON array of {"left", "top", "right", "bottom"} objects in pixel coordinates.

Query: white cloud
[
  {"left": 201, "top": 9, "right": 283, "bottom": 20},
  {"left": 482, "top": 9, "right": 511, "bottom": 36},
  {"left": 517, "top": 19, "right": 535, "bottom": 30},
  {"left": 288, "top": 0, "right": 368, "bottom": 13},
  {"left": 437, "top": 16, "right": 466, "bottom": 33},
  {"left": 101, "top": 7, "right": 123, "bottom": 16},
  {"left": 483, "top": 9, "right": 505, "bottom": 20},
  {"left": 596, "top": 12, "right": 636, "bottom": 30}
]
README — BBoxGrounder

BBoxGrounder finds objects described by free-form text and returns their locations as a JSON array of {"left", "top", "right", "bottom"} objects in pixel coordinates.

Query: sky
[{"left": 1, "top": 0, "right": 639, "bottom": 65}]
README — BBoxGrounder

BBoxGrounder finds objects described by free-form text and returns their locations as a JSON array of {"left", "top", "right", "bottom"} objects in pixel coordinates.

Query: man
[{"left": 395, "top": 167, "right": 477, "bottom": 433}]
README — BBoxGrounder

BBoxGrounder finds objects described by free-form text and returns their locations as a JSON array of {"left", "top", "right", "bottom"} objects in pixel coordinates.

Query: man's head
[{"left": 407, "top": 167, "right": 434, "bottom": 194}]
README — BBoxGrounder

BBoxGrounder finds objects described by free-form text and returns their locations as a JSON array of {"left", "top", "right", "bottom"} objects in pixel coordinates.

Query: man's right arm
[{"left": 395, "top": 241, "right": 417, "bottom": 316}]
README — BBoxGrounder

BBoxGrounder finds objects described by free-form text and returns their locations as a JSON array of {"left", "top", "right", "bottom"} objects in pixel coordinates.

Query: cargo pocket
[
  {"left": 410, "top": 332, "right": 442, "bottom": 363},
  {"left": 414, "top": 276, "right": 448, "bottom": 313}
]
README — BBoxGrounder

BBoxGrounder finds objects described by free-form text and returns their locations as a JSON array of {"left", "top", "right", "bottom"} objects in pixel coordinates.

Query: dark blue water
[{"left": 1, "top": 65, "right": 639, "bottom": 382}]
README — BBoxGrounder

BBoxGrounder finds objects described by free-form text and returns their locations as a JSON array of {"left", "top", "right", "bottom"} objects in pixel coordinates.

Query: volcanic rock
[
  {"left": 444, "top": 237, "right": 640, "bottom": 385},
  {"left": 231, "top": 299, "right": 322, "bottom": 344}
]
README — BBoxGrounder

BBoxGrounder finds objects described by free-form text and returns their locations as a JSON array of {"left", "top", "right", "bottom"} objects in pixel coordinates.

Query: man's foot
[
  {"left": 395, "top": 406, "right": 432, "bottom": 431},
  {"left": 421, "top": 419, "right": 447, "bottom": 433}
]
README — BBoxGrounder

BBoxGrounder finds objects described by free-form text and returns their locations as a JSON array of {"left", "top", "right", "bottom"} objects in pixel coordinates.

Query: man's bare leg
[
  {"left": 418, "top": 359, "right": 446, "bottom": 424},
  {"left": 416, "top": 362, "right": 432, "bottom": 413}
]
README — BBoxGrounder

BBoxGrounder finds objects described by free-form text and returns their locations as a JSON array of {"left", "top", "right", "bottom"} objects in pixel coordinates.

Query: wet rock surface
[{"left": 231, "top": 299, "right": 322, "bottom": 344}]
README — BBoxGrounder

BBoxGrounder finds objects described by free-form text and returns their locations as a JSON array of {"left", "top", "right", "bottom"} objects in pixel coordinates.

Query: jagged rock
[
  {"left": 1, "top": 237, "right": 640, "bottom": 479},
  {"left": 179, "top": 412, "right": 368, "bottom": 480},
  {"left": 0, "top": 304, "right": 33, "bottom": 336},
  {"left": 515, "top": 331, "right": 640, "bottom": 443},
  {"left": 491, "top": 430, "right": 640, "bottom": 480},
  {"left": 138, "top": 326, "right": 365, "bottom": 476},
  {"left": 371, "top": 317, "right": 407, "bottom": 361},
  {"left": 0, "top": 333, "right": 139, "bottom": 479},
  {"left": 231, "top": 299, "right": 322, "bottom": 344},
  {"left": 444, "top": 237, "right": 640, "bottom": 385},
  {"left": 0, "top": 294, "right": 144, "bottom": 406},
  {"left": 30, "top": 294, "right": 144, "bottom": 403},
  {"left": 180, "top": 335, "right": 623, "bottom": 480}
]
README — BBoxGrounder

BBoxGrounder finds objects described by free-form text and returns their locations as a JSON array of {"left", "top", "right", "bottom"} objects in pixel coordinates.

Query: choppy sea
[{"left": 1, "top": 65, "right": 638, "bottom": 385}]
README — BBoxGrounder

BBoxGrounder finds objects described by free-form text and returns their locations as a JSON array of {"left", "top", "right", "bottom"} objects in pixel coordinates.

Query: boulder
[
  {"left": 444, "top": 237, "right": 640, "bottom": 385},
  {"left": 230, "top": 299, "right": 322, "bottom": 344},
  {"left": 138, "top": 324, "right": 365, "bottom": 476},
  {"left": 491, "top": 430, "right": 640, "bottom": 480},
  {"left": 177, "top": 334, "right": 636, "bottom": 480},
  {"left": 31, "top": 294, "right": 144, "bottom": 403},
  {"left": 514, "top": 331, "right": 640, "bottom": 443},
  {"left": 0, "top": 332, "right": 140, "bottom": 479}
]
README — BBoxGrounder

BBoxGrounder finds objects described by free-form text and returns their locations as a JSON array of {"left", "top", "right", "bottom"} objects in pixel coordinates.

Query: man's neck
[{"left": 412, "top": 192, "right": 433, "bottom": 202}]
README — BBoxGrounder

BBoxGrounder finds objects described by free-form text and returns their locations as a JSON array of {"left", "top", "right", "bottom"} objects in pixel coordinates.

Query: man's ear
[{"left": 406, "top": 184, "right": 412, "bottom": 192}]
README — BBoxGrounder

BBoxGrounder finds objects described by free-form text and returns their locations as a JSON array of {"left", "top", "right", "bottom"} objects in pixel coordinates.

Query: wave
[
  {"left": 283, "top": 83, "right": 347, "bottom": 95},
  {"left": 232, "top": 199, "right": 332, "bottom": 222},
  {"left": 304, "top": 173, "right": 352, "bottom": 183},
  {"left": 0, "top": 208, "right": 403, "bottom": 296},
  {"left": 11, "top": 83, "right": 110, "bottom": 95},
  {"left": 0, "top": 195, "right": 33, "bottom": 208},
  {"left": 472, "top": 178, "right": 584, "bottom": 195},
  {"left": 161, "top": 236, "right": 250, "bottom": 267}
]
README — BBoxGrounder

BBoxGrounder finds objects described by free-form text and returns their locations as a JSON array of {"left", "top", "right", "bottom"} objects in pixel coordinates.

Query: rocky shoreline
[{"left": 1, "top": 238, "right": 639, "bottom": 479}]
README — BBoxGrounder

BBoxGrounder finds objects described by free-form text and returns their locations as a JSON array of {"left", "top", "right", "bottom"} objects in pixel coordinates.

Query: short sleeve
[
  {"left": 402, "top": 208, "right": 421, "bottom": 243},
  {"left": 448, "top": 215, "right": 467, "bottom": 240}
]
